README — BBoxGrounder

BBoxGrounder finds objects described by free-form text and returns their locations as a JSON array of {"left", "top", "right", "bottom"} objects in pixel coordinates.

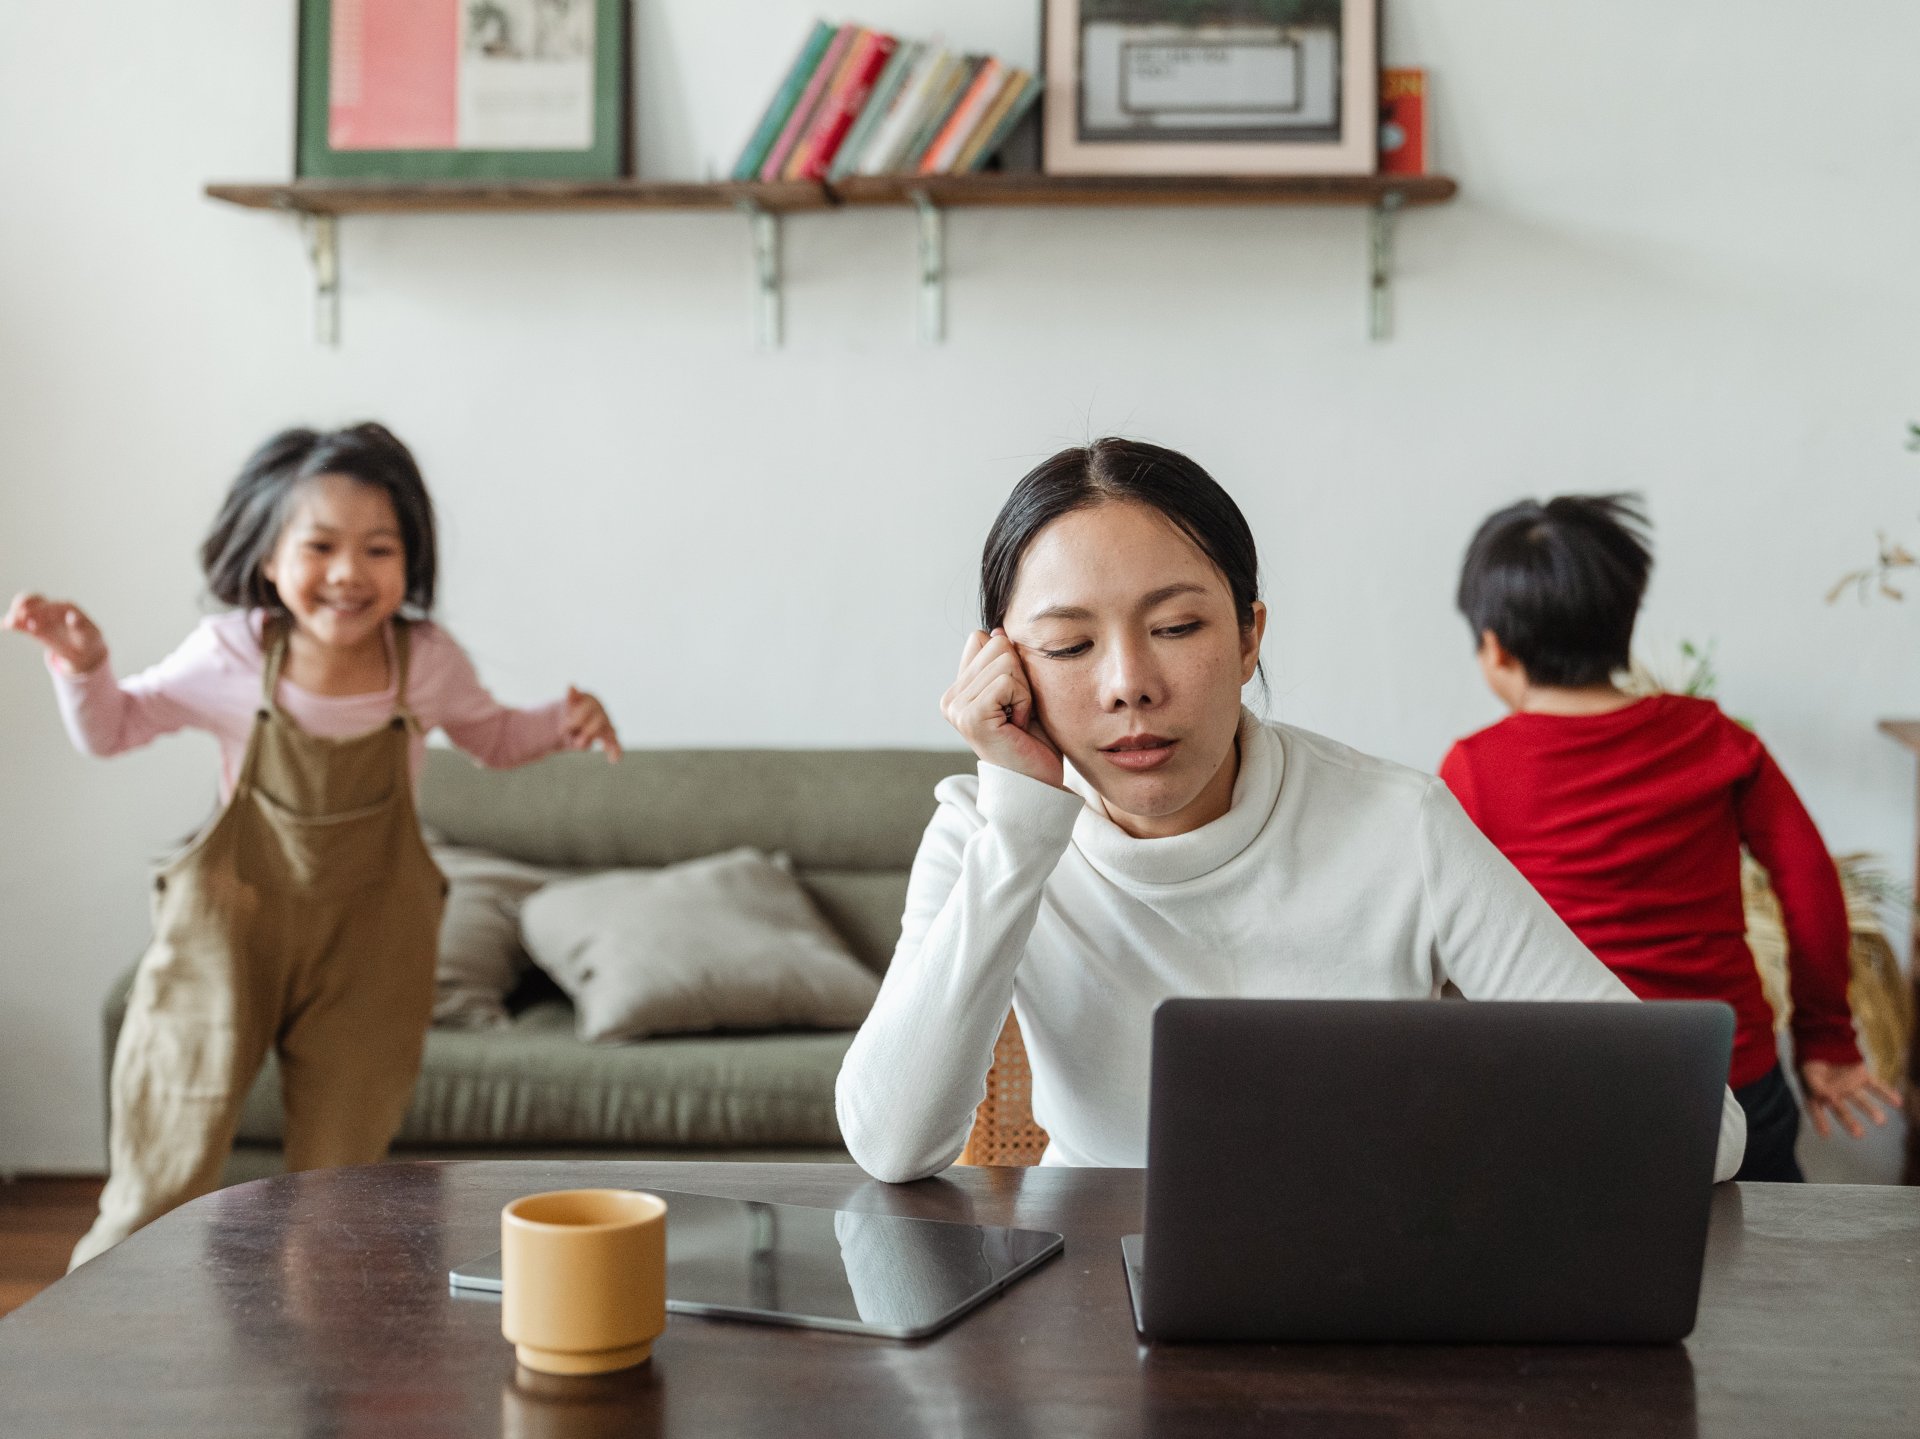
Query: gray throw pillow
[
  {"left": 432, "top": 843, "right": 571, "bottom": 1030},
  {"left": 519, "top": 848, "right": 881, "bottom": 1043}
]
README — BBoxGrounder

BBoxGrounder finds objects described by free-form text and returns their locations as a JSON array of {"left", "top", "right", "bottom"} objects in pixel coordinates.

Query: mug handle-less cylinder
[{"left": 501, "top": 1189, "right": 668, "bottom": 1375}]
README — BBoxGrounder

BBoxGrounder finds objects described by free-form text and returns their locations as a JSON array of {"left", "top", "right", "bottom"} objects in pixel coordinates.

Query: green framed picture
[{"left": 296, "top": 0, "right": 629, "bottom": 181}]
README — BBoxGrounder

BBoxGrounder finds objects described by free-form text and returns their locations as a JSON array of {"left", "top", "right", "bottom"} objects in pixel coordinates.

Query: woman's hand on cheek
[
  {"left": 940, "top": 629, "right": 1065, "bottom": 790},
  {"left": 563, "top": 685, "right": 622, "bottom": 763}
]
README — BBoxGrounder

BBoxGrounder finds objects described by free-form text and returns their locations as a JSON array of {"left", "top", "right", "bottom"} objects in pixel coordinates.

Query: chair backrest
[{"left": 957, "top": 1010, "right": 1049, "bottom": 1167}]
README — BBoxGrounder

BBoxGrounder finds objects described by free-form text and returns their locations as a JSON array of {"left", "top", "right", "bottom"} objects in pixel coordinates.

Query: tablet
[{"left": 449, "top": 1187, "right": 1064, "bottom": 1340}]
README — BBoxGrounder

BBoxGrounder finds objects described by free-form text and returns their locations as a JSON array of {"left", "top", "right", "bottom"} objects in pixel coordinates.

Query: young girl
[{"left": 6, "top": 422, "right": 620, "bottom": 1267}]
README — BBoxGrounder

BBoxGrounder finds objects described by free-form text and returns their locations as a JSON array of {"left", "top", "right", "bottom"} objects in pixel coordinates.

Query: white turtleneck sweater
[{"left": 835, "top": 712, "right": 1746, "bottom": 1184}]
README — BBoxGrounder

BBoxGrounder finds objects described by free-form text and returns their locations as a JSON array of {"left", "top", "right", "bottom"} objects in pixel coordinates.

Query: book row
[{"left": 732, "top": 22, "right": 1043, "bottom": 184}]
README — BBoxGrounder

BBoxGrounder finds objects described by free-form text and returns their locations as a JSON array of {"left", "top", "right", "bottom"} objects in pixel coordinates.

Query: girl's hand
[
  {"left": 5, "top": 592, "right": 108, "bottom": 674},
  {"left": 1798, "top": 1059, "right": 1904, "bottom": 1141},
  {"left": 563, "top": 686, "right": 621, "bottom": 763},
  {"left": 940, "top": 628, "right": 1064, "bottom": 790}
]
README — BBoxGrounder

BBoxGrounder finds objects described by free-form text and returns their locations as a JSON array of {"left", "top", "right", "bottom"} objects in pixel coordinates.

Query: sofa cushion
[
  {"left": 521, "top": 850, "right": 880, "bottom": 1042},
  {"left": 235, "top": 999, "right": 854, "bottom": 1148},
  {"left": 794, "top": 870, "right": 910, "bottom": 974},
  {"left": 433, "top": 843, "right": 573, "bottom": 1029}
]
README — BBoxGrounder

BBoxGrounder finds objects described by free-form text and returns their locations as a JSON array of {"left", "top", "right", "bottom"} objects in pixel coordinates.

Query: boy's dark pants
[{"left": 1733, "top": 1064, "right": 1805, "bottom": 1182}]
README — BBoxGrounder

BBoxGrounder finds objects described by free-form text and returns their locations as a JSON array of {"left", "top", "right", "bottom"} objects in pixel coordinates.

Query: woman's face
[{"left": 1003, "top": 500, "right": 1265, "bottom": 838}]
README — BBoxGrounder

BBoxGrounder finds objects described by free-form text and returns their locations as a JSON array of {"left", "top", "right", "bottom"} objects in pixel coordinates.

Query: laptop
[{"left": 1122, "top": 998, "right": 1734, "bottom": 1344}]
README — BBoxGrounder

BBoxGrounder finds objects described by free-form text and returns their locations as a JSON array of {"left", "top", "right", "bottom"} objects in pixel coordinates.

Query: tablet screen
[{"left": 450, "top": 1187, "right": 1064, "bottom": 1339}]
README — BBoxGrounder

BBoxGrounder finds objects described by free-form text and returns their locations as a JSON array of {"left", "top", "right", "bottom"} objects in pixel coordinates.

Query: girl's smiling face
[
  {"left": 1004, "top": 500, "right": 1265, "bottom": 838},
  {"left": 262, "top": 473, "right": 409, "bottom": 652}
]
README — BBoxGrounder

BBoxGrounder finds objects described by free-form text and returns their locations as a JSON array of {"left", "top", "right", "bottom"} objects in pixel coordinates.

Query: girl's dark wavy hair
[
  {"left": 200, "top": 422, "right": 438, "bottom": 616},
  {"left": 980, "top": 437, "right": 1264, "bottom": 682}
]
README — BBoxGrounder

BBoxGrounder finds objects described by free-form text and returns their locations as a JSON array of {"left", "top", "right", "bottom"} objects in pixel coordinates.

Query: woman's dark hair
[
  {"left": 1455, "top": 493, "right": 1652, "bottom": 687},
  {"left": 200, "top": 422, "right": 438, "bottom": 615},
  {"left": 982, "top": 439, "right": 1263, "bottom": 648}
]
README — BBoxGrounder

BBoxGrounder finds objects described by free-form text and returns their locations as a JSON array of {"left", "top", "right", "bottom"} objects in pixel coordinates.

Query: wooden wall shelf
[
  {"left": 205, "top": 179, "right": 833, "bottom": 216},
  {"left": 204, "top": 173, "right": 1458, "bottom": 346},
  {"left": 206, "top": 173, "right": 1454, "bottom": 215}
]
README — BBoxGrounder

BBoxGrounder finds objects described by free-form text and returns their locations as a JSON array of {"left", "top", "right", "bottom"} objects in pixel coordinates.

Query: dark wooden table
[{"left": 2, "top": 1162, "right": 1916, "bottom": 1437}]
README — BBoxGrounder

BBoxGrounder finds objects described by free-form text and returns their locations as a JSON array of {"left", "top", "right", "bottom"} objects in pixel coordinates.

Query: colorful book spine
[
  {"left": 758, "top": 22, "right": 857, "bottom": 183},
  {"left": 780, "top": 27, "right": 872, "bottom": 181},
  {"left": 919, "top": 59, "right": 1007, "bottom": 175},
  {"left": 951, "top": 68, "right": 1025, "bottom": 174},
  {"left": 730, "top": 21, "right": 835, "bottom": 182},
  {"left": 896, "top": 55, "right": 980, "bottom": 173},
  {"left": 1379, "top": 68, "right": 1428, "bottom": 176},
  {"left": 960, "top": 73, "right": 1042, "bottom": 173},
  {"left": 828, "top": 40, "right": 921, "bottom": 182},
  {"left": 856, "top": 46, "right": 953, "bottom": 176},
  {"left": 786, "top": 30, "right": 899, "bottom": 182}
]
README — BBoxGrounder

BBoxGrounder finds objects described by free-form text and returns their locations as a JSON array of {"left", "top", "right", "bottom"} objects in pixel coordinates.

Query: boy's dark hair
[
  {"left": 1456, "top": 493, "right": 1652, "bottom": 687},
  {"left": 201, "top": 422, "right": 438, "bottom": 616},
  {"left": 982, "top": 438, "right": 1262, "bottom": 640}
]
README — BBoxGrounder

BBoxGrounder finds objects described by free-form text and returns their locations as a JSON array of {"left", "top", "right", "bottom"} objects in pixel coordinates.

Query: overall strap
[
  {"left": 259, "top": 616, "right": 290, "bottom": 708},
  {"left": 234, "top": 615, "right": 290, "bottom": 797},
  {"left": 389, "top": 619, "right": 418, "bottom": 727}
]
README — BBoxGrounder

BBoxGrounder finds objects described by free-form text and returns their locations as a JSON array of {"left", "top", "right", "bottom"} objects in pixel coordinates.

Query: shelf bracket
[
  {"left": 300, "top": 212, "right": 340, "bottom": 347},
  {"left": 909, "top": 191, "right": 945, "bottom": 345},
  {"left": 735, "top": 199, "right": 783, "bottom": 350},
  {"left": 1367, "top": 191, "right": 1405, "bottom": 342}
]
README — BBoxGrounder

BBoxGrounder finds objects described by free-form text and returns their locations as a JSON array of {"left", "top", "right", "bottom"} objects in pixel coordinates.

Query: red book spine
[
  {"left": 1379, "top": 68, "right": 1427, "bottom": 176},
  {"left": 760, "top": 24, "right": 856, "bottom": 183},
  {"left": 790, "top": 33, "right": 898, "bottom": 182}
]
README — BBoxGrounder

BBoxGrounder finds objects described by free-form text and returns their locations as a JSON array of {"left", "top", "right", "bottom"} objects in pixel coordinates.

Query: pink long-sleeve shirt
[{"left": 49, "top": 610, "right": 569, "bottom": 799}]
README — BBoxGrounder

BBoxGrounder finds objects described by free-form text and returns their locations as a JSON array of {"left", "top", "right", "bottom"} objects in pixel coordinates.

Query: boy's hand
[
  {"left": 1797, "top": 1059, "right": 1904, "bottom": 1140},
  {"left": 563, "top": 686, "right": 621, "bottom": 763},
  {"left": 5, "top": 592, "right": 107, "bottom": 674},
  {"left": 941, "top": 628, "right": 1064, "bottom": 790}
]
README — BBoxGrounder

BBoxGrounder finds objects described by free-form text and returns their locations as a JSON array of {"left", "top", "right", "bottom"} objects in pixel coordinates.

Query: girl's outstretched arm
[
  {"left": 6, "top": 592, "right": 203, "bottom": 757},
  {"left": 6, "top": 593, "right": 107, "bottom": 674},
  {"left": 414, "top": 622, "right": 610, "bottom": 767}
]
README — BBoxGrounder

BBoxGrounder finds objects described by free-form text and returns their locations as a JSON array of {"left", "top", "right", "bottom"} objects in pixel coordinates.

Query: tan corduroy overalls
[{"left": 72, "top": 620, "right": 446, "bottom": 1268}]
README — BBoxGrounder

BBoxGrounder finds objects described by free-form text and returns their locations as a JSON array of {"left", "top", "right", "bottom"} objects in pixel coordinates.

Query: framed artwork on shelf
[
  {"left": 1042, "top": 0, "right": 1378, "bottom": 176},
  {"left": 296, "top": 0, "right": 629, "bottom": 181}
]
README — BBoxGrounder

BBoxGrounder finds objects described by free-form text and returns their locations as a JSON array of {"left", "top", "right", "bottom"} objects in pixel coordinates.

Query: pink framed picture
[
  {"left": 297, "top": 0, "right": 629, "bottom": 180},
  {"left": 1042, "top": 0, "right": 1378, "bottom": 176}
]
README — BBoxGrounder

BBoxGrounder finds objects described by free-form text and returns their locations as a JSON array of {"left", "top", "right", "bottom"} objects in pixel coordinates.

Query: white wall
[{"left": 3, "top": 2, "right": 1918, "bottom": 1171}]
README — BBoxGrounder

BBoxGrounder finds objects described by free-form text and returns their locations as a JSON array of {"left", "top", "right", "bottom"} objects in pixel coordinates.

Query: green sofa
[{"left": 102, "top": 746, "right": 972, "bottom": 1182}]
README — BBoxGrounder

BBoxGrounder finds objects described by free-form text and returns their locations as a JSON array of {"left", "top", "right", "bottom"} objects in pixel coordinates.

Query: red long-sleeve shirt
[{"left": 1439, "top": 695, "right": 1858, "bottom": 1089}]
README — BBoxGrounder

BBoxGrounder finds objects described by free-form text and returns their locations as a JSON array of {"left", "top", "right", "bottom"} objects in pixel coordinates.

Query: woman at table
[{"left": 834, "top": 438, "right": 1747, "bottom": 1184}]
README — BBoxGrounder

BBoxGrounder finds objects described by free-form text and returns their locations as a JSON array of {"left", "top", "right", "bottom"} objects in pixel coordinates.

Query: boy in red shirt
[{"left": 1440, "top": 494, "right": 1899, "bottom": 1181}]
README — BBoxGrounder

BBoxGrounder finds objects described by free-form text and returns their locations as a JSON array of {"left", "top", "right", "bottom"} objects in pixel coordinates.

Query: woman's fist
[
  {"left": 5, "top": 593, "right": 107, "bottom": 675},
  {"left": 940, "top": 629, "right": 1064, "bottom": 789}
]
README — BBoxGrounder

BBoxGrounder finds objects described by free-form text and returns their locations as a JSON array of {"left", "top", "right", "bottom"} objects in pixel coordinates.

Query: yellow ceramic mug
[{"left": 501, "top": 1189, "right": 668, "bottom": 1375}]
